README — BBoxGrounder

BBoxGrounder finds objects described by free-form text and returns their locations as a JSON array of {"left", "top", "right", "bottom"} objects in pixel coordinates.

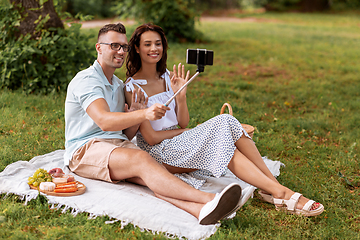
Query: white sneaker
[
  {"left": 198, "top": 182, "right": 242, "bottom": 225},
  {"left": 224, "top": 186, "right": 256, "bottom": 219}
]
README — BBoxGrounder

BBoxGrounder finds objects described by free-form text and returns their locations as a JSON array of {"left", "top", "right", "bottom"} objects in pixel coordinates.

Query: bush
[
  {"left": 59, "top": 0, "right": 116, "bottom": 19},
  {"left": 264, "top": 0, "right": 302, "bottom": 11},
  {"left": 330, "top": 0, "right": 360, "bottom": 11},
  {"left": 264, "top": 0, "right": 360, "bottom": 11},
  {"left": 0, "top": 4, "right": 96, "bottom": 94},
  {"left": 113, "top": 0, "right": 202, "bottom": 42},
  {"left": 194, "top": 0, "right": 241, "bottom": 9}
]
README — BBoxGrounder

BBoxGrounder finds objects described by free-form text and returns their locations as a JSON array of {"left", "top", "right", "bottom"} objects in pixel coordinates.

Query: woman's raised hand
[
  {"left": 170, "top": 63, "right": 190, "bottom": 98},
  {"left": 125, "top": 88, "right": 148, "bottom": 112}
]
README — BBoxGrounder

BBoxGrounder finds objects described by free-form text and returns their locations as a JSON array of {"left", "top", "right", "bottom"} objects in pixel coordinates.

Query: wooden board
[{"left": 29, "top": 181, "right": 86, "bottom": 197}]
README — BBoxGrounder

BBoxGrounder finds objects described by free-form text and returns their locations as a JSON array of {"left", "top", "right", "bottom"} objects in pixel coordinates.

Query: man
[{"left": 64, "top": 23, "right": 241, "bottom": 225}]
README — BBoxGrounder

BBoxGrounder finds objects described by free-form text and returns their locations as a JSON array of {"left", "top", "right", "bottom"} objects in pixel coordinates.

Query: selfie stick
[
  {"left": 164, "top": 48, "right": 212, "bottom": 107},
  {"left": 164, "top": 70, "right": 200, "bottom": 107}
]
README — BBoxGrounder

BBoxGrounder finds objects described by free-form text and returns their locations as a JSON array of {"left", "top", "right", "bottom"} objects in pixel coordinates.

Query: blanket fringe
[
  {"left": 47, "top": 202, "right": 81, "bottom": 218},
  {"left": 1, "top": 192, "right": 85, "bottom": 220},
  {"left": 1, "top": 191, "right": 39, "bottom": 205},
  {"left": 104, "top": 219, "right": 119, "bottom": 224},
  {"left": 1, "top": 191, "right": 216, "bottom": 240},
  {"left": 105, "top": 218, "right": 133, "bottom": 231},
  {"left": 137, "top": 225, "right": 217, "bottom": 240},
  {"left": 88, "top": 213, "right": 99, "bottom": 219},
  {"left": 24, "top": 194, "right": 38, "bottom": 205},
  {"left": 50, "top": 203, "right": 64, "bottom": 211}
]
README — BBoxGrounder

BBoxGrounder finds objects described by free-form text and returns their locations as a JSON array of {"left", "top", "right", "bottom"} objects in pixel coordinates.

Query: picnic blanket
[{"left": 0, "top": 150, "right": 284, "bottom": 239}]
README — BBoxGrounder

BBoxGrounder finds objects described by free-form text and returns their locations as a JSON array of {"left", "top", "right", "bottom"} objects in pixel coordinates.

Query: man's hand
[
  {"left": 145, "top": 103, "right": 170, "bottom": 121},
  {"left": 124, "top": 88, "right": 148, "bottom": 112}
]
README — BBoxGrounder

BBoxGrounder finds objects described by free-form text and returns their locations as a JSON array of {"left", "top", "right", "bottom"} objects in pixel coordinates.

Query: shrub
[
  {"left": 0, "top": 4, "right": 96, "bottom": 94},
  {"left": 264, "top": 0, "right": 360, "bottom": 11},
  {"left": 113, "top": 0, "right": 202, "bottom": 42},
  {"left": 59, "top": 0, "right": 116, "bottom": 19},
  {"left": 264, "top": 0, "right": 302, "bottom": 11},
  {"left": 330, "top": 0, "right": 360, "bottom": 11}
]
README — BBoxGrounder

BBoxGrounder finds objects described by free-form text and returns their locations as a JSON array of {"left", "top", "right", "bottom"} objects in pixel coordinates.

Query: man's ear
[{"left": 95, "top": 43, "right": 101, "bottom": 54}]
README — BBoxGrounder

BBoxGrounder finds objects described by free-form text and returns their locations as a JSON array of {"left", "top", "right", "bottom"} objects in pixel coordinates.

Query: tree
[
  {"left": 1, "top": 0, "right": 95, "bottom": 94},
  {"left": 113, "top": 0, "right": 202, "bottom": 42},
  {"left": 265, "top": 0, "right": 330, "bottom": 12},
  {"left": 301, "top": 0, "right": 329, "bottom": 12},
  {"left": 10, "top": 0, "right": 63, "bottom": 39}
]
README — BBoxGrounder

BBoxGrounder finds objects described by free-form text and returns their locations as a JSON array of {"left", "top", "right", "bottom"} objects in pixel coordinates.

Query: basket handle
[{"left": 220, "top": 103, "right": 233, "bottom": 116}]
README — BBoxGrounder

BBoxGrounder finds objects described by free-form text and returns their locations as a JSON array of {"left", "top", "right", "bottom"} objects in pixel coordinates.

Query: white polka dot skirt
[{"left": 137, "top": 114, "right": 252, "bottom": 189}]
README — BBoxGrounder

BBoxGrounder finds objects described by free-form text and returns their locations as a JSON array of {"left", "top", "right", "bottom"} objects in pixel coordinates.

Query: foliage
[
  {"left": 0, "top": 0, "right": 10, "bottom": 6},
  {"left": 112, "top": 0, "right": 202, "bottom": 42},
  {"left": 265, "top": 0, "right": 302, "bottom": 11},
  {"left": 194, "top": 0, "right": 360, "bottom": 11},
  {"left": 58, "top": 0, "right": 116, "bottom": 19},
  {"left": 330, "top": 0, "right": 360, "bottom": 10},
  {"left": 194, "top": 0, "right": 241, "bottom": 9},
  {"left": 240, "top": 0, "right": 268, "bottom": 9},
  {"left": 263, "top": 0, "right": 360, "bottom": 11},
  {"left": 0, "top": 4, "right": 96, "bottom": 94}
]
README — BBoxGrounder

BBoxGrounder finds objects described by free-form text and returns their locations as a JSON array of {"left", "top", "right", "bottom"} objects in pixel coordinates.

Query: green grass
[{"left": 1, "top": 12, "right": 360, "bottom": 239}]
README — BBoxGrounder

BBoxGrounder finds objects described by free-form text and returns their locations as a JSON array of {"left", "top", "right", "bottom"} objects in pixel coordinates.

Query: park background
[{"left": 1, "top": 0, "right": 360, "bottom": 239}]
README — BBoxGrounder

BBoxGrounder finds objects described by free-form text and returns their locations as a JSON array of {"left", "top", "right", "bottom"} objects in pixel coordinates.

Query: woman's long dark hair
[{"left": 126, "top": 23, "right": 168, "bottom": 78}]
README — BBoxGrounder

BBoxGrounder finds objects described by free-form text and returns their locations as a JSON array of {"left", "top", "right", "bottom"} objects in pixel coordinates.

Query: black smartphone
[{"left": 186, "top": 49, "right": 214, "bottom": 66}]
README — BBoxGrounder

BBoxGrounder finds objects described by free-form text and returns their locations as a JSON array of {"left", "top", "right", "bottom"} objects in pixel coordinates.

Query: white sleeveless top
[{"left": 125, "top": 70, "right": 178, "bottom": 131}]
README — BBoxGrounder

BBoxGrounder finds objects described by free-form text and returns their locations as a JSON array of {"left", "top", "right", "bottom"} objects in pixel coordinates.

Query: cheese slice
[
  {"left": 39, "top": 182, "right": 56, "bottom": 191},
  {"left": 52, "top": 177, "right": 68, "bottom": 184}
]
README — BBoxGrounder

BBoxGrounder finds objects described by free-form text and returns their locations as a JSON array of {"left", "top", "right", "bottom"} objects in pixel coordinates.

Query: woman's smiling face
[{"left": 136, "top": 31, "right": 163, "bottom": 64}]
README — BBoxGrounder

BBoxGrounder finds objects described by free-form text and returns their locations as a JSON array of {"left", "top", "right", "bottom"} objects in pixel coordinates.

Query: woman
[{"left": 124, "top": 23, "right": 324, "bottom": 217}]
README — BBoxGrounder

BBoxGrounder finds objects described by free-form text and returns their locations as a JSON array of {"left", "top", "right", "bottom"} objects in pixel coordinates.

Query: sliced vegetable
[
  {"left": 55, "top": 185, "right": 77, "bottom": 189},
  {"left": 54, "top": 187, "right": 78, "bottom": 193},
  {"left": 56, "top": 182, "right": 77, "bottom": 187}
]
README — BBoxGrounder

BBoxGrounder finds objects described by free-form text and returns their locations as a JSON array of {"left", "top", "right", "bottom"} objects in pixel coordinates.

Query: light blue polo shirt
[{"left": 64, "top": 60, "right": 128, "bottom": 165}]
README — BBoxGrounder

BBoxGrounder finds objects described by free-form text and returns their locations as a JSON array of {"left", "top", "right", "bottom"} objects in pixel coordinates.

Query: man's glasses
[{"left": 99, "top": 43, "right": 130, "bottom": 52}]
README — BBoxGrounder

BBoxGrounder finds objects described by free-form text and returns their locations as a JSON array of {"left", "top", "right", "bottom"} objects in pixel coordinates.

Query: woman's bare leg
[
  {"left": 228, "top": 149, "right": 318, "bottom": 210},
  {"left": 235, "top": 134, "right": 279, "bottom": 184},
  {"left": 163, "top": 163, "right": 198, "bottom": 174}
]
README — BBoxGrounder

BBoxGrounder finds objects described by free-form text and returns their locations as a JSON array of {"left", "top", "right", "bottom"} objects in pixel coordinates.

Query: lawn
[{"left": 1, "top": 12, "right": 360, "bottom": 239}]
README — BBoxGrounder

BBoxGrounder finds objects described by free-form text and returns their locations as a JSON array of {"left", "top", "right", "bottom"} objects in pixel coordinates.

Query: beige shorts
[{"left": 68, "top": 138, "right": 140, "bottom": 182}]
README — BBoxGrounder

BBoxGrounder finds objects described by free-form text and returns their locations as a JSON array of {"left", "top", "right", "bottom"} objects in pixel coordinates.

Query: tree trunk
[
  {"left": 301, "top": 0, "right": 330, "bottom": 12},
  {"left": 10, "top": 0, "right": 63, "bottom": 39}
]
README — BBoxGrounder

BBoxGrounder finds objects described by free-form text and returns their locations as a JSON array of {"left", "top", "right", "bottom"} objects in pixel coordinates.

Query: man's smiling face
[{"left": 97, "top": 30, "right": 128, "bottom": 71}]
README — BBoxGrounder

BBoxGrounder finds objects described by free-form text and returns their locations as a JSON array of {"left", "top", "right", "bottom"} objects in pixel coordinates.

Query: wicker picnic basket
[{"left": 220, "top": 103, "right": 255, "bottom": 138}]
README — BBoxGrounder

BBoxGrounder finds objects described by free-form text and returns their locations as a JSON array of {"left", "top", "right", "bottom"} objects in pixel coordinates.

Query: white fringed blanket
[{"left": 0, "top": 150, "right": 283, "bottom": 239}]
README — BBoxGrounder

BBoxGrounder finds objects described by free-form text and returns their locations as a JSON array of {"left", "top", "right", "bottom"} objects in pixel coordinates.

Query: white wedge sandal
[{"left": 273, "top": 192, "right": 324, "bottom": 217}]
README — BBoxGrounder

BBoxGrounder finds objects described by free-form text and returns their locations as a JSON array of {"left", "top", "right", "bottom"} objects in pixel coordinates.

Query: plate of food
[{"left": 28, "top": 168, "right": 86, "bottom": 197}]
